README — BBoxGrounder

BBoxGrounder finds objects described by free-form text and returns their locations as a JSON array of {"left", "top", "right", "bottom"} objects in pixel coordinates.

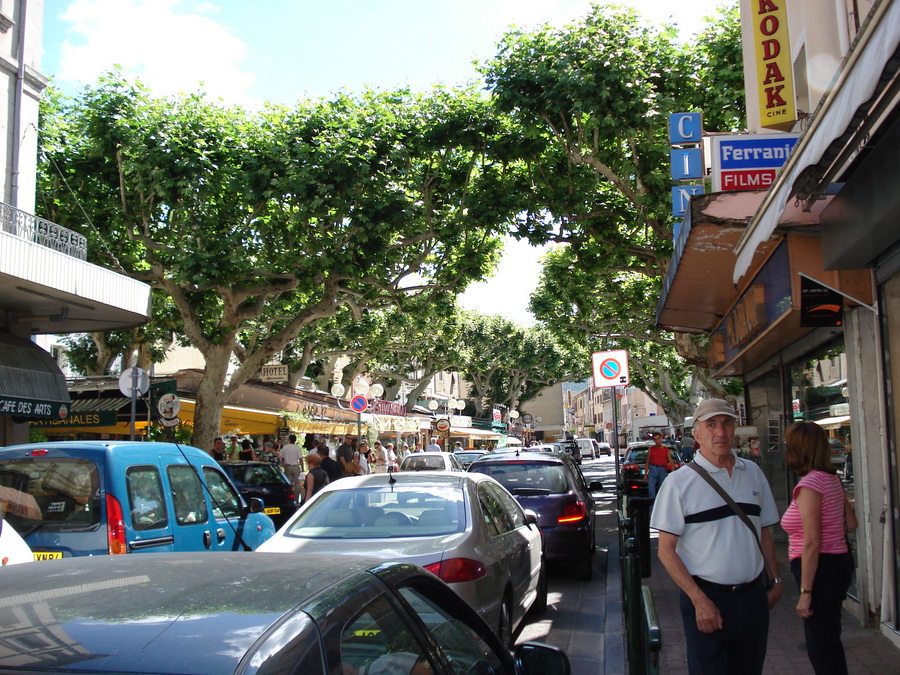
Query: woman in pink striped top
[{"left": 781, "top": 421, "right": 858, "bottom": 675}]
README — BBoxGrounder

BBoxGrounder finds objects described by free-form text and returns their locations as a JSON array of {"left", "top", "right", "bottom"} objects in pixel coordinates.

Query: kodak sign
[{"left": 753, "top": 0, "right": 796, "bottom": 131}]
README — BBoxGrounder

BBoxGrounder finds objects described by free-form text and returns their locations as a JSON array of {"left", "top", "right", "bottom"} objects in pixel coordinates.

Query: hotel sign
[
  {"left": 753, "top": 0, "right": 796, "bottom": 131},
  {"left": 711, "top": 134, "right": 799, "bottom": 191}
]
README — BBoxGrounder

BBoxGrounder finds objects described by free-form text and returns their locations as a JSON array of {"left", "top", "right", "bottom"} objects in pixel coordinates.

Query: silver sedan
[{"left": 257, "top": 471, "right": 547, "bottom": 646}]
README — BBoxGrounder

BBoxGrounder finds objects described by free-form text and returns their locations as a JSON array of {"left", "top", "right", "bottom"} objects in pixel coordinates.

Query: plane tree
[
  {"left": 37, "top": 75, "right": 529, "bottom": 449},
  {"left": 482, "top": 3, "right": 745, "bottom": 408}
]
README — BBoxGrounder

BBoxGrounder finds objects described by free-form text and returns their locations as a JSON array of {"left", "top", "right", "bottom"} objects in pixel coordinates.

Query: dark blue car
[{"left": 468, "top": 451, "right": 602, "bottom": 580}]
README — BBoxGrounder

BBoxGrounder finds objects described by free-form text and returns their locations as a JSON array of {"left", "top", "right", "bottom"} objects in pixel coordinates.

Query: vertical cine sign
[{"left": 669, "top": 112, "right": 704, "bottom": 221}]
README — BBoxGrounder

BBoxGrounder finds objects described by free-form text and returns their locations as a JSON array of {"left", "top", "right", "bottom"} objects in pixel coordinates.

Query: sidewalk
[{"left": 633, "top": 533, "right": 900, "bottom": 674}]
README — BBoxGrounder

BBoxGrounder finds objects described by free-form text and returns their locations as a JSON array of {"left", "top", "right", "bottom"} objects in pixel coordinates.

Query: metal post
[
  {"left": 129, "top": 366, "right": 138, "bottom": 441},
  {"left": 613, "top": 386, "right": 621, "bottom": 488}
]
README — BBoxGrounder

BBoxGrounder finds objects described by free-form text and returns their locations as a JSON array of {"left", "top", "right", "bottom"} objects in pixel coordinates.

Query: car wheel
[
  {"left": 531, "top": 562, "right": 548, "bottom": 616},
  {"left": 497, "top": 594, "right": 513, "bottom": 649},
  {"left": 574, "top": 552, "right": 593, "bottom": 581}
]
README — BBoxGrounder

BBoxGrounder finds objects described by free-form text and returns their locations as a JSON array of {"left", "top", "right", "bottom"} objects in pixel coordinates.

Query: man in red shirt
[{"left": 644, "top": 432, "right": 675, "bottom": 498}]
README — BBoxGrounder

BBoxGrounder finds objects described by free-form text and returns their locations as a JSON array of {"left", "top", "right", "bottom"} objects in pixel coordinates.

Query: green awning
[{"left": 0, "top": 332, "right": 71, "bottom": 420}]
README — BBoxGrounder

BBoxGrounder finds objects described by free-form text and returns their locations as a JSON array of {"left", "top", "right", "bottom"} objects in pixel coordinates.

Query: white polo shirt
[{"left": 650, "top": 450, "right": 778, "bottom": 585}]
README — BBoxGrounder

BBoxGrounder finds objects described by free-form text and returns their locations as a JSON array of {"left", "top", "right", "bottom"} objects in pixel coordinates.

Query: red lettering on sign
[
  {"left": 762, "top": 38, "right": 780, "bottom": 60},
  {"left": 757, "top": 0, "right": 778, "bottom": 12},
  {"left": 765, "top": 85, "right": 787, "bottom": 108},
  {"left": 762, "top": 61, "right": 784, "bottom": 85},
  {"left": 759, "top": 15, "right": 779, "bottom": 35}
]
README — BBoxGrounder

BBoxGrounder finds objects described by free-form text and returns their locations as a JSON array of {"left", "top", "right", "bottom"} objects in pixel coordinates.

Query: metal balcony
[{"left": 0, "top": 201, "right": 87, "bottom": 260}]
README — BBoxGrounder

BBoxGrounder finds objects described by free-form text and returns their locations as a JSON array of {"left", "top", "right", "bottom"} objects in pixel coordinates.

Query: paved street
[
  {"left": 514, "top": 454, "right": 900, "bottom": 675},
  {"left": 515, "top": 455, "right": 626, "bottom": 675}
]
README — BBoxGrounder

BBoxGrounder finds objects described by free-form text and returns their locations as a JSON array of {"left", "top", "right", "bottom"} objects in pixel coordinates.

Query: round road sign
[{"left": 350, "top": 395, "right": 369, "bottom": 413}]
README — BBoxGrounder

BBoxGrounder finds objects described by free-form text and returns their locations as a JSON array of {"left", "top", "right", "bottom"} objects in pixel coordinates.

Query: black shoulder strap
[{"left": 688, "top": 461, "right": 763, "bottom": 551}]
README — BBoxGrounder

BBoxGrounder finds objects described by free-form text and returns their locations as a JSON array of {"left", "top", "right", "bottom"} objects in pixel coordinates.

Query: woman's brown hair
[{"left": 784, "top": 421, "right": 836, "bottom": 476}]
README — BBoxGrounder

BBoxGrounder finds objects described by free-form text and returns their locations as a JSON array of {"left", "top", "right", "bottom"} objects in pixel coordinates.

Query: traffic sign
[
  {"left": 118, "top": 367, "right": 149, "bottom": 398},
  {"left": 592, "top": 350, "right": 630, "bottom": 388},
  {"left": 350, "top": 395, "right": 369, "bottom": 413}
]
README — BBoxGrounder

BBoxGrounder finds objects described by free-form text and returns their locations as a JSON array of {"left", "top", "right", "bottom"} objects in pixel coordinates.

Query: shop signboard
[{"left": 710, "top": 134, "right": 799, "bottom": 191}]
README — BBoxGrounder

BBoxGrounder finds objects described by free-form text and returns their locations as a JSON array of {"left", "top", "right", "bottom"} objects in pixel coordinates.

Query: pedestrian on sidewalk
[
  {"left": 781, "top": 421, "right": 858, "bottom": 675},
  {"left": 643, "top": 432, "right": 675, "bottom": 498},
  {"left": 650, "top": 398, "right": 784, "bottom": 675},
  {"left": 280, "top": 435, "right": 305, "bottom": 502}
]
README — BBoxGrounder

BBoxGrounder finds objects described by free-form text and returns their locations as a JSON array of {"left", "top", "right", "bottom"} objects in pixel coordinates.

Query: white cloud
[{"left": 56, "top": 0, "right": 258, "bottom": 107}]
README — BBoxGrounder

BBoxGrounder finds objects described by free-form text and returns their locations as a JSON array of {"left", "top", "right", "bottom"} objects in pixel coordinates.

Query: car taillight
[
  {"left": 558, "top": 501, "right": 587, "bottom": 523},
  {"left": 424, "top": 558, "right": 486, "bottom": 583},
  {"left": 623, "top": 463, "right": 640, "bottom": 472},
  {"left": 106, "top": 494, "right": 128, "bottom": 555}
]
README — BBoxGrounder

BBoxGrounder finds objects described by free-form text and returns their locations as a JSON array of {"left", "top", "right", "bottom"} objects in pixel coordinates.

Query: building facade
[
  {"left": 0, "top": 0, "right": 151, "bottom": 446},
  {"left": 659, "top": 0, "right": 899, "bottom": 649}
]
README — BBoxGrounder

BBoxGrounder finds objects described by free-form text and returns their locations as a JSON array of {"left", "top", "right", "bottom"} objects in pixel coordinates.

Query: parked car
[
  {"left": 454, "top": 448, "right": 488, "bottom": 468},
  {"left": 258, "top": 471, "right": 546, "bottom": 646},
  {"left": 558, "top": 439, "right": 582, "bottom": 464},
  {"left": 0, "top": 552, "right": 570, "bottom": 675},
  {"left": 829, "top": 437, "right": 848, "bottom": 468},
  {"left": 400, "top": 451, "right": 465, "bottom": 472},
  {"left": 468, "top": 451, "right": 602, "bottom": 581},
  {"left": 218, "top": 460, "right": 297, "bottom": 527},
  {"left": 596, "top": 442, "right": 613, "bottom": 456},
  {"left": 0, "top": 441, "right": 275, "bottom": 560},
  {"left": 619, "top": 441, "right": 684, "bottom": 496}
]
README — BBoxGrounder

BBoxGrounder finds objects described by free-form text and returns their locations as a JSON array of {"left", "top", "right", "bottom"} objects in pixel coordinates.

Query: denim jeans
[
  {"left": 647, "top": 464, "right": 668, "bottom": 498},
  {"left": 790, "top": 552, "right": 854, "bottom": 675},
  {"left": 679, "top": 580, "right": 769, "bottom": 675}
]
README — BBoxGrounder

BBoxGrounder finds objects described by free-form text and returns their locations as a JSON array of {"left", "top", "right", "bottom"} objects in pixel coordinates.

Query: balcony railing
[{"left": 0, "top": 201, "right": 87, "bottom": 260}]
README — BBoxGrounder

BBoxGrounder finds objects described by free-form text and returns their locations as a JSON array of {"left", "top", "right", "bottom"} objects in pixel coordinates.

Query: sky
[{"left": 41, "top": 0, "right": 727, "bottom": 325}]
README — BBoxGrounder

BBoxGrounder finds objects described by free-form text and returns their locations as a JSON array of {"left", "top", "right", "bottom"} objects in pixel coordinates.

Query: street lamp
[
  {"left": 508, "top": 409, "right": 520, "bottom": 440},
  {"left": 331, "top": 379, "right": 383, "bottom": 441}
]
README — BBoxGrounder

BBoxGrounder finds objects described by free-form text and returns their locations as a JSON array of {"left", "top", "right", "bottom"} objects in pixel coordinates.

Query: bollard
[
  {"left": 623, "top": 537, "right": 646, "bottom": 674},
  {"left": 641, "top": 585, "right": 662, "bottom": 675}
]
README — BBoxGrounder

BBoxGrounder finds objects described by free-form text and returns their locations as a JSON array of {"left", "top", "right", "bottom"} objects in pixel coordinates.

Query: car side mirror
[
  {"left": 588, "top": 481, "right": 603, "bottom": 492},
  {"left": 246, "top": 497, "right": 264, "bottom": 514},
  {"left": 514, "top": 642, "right": 571, "bottom": 675},
  {"left": 523, "top": 509, "right": 539, "bottom": 527}
]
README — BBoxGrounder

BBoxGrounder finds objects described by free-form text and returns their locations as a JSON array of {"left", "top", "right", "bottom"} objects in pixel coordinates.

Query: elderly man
[{"left": 650, "top": 398, "right": 783, "bottom": 675}]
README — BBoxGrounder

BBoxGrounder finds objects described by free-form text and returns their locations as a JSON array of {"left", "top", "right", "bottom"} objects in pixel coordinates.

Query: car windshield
[
  {"left": 470, "top": 462, "right": 568, "bottom": 495},
  {"left": 227, "top": 463, "right": 283, "bottom": 486},
  {"left": 0, "top": 457, "right": 101, "bottom": 534},
  {"left": 401, "top": 456, "right": 446, "bottom": 471},
  {"left": 283, "top": 485, "right": 465, "bottom": 538}
]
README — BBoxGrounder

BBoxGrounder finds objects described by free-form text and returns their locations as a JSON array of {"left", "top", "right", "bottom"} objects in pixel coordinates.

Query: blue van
[{"left": 0, "top": 441, "right": 275, "bottom": 560}]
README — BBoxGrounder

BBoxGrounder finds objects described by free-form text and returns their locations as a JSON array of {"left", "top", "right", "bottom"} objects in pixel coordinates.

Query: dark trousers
[
  {"left": 679, "top": 580, "right": 769, "bottom": 675},
  {"left": 790, "top": 552, "right": 854, "bottom": 675}
]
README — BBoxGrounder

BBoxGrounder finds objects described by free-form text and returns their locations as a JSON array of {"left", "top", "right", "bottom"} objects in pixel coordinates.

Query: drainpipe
[{"left": 10, "top": 0, "right": 28, "bottom": 207}]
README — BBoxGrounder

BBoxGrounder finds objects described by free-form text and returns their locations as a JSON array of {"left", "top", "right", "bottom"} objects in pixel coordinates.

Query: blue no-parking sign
[
  {"left": 591, "top": 350, "right": 630, "bottom": 388},
  {"left": 350, "top": 395, "right": 369, "bottom": 413}
]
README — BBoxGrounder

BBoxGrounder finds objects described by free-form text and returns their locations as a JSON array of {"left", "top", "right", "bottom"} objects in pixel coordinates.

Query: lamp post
[
  {"left": 429, "top": 398, "right": 464, "bottom": 449},
  {"left": 331, "top": 380, "right": 384, "bottom": 442},
  {"left": 508, "top": 409, "right": 520, "bottom": 440}
]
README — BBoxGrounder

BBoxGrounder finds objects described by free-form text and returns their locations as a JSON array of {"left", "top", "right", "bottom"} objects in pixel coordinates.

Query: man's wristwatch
[
  {"left": 800, "top": 587, "right": 812, "bottom": 594},
  {"left": 767, "top": 576, "right": 782, "bottom": 589}
]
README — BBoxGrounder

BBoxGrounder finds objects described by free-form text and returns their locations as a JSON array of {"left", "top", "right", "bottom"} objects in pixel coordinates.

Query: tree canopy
[{"left": 38, "top": 76, "right": 532, "bottom": 448}]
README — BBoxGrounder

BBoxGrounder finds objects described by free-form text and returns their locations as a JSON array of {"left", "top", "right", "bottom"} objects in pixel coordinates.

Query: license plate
[
  {"left": 33, "top": 551, "right": 63, "bottom": 561},
  {"left": 264, "top": 507, "right": 281, "bottom": 515}
]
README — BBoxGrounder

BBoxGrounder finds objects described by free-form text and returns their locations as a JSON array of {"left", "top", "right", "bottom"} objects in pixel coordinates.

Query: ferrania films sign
[{"left": 753, "top": 0, "right": 796, "bottom": 131}]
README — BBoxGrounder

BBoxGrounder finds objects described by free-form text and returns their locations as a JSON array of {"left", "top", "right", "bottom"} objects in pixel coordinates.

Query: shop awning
[
  {"left": 734, "top": 0, "right": 900, "bottom": 283},
  {"left": 178, "top": 399, "right": 282, "bottom": 435},
  {"left": 0, "top": 332, "right": 70, "bottom": 419},
  {"left": 287, "top": 420, "right": 360, "bottom": 436},
  {"left": 451, "top": 427, "right": 502, "bottom": 440},
  {"left": 814, "top": 415, "right": 851, "bottom": 429}
]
